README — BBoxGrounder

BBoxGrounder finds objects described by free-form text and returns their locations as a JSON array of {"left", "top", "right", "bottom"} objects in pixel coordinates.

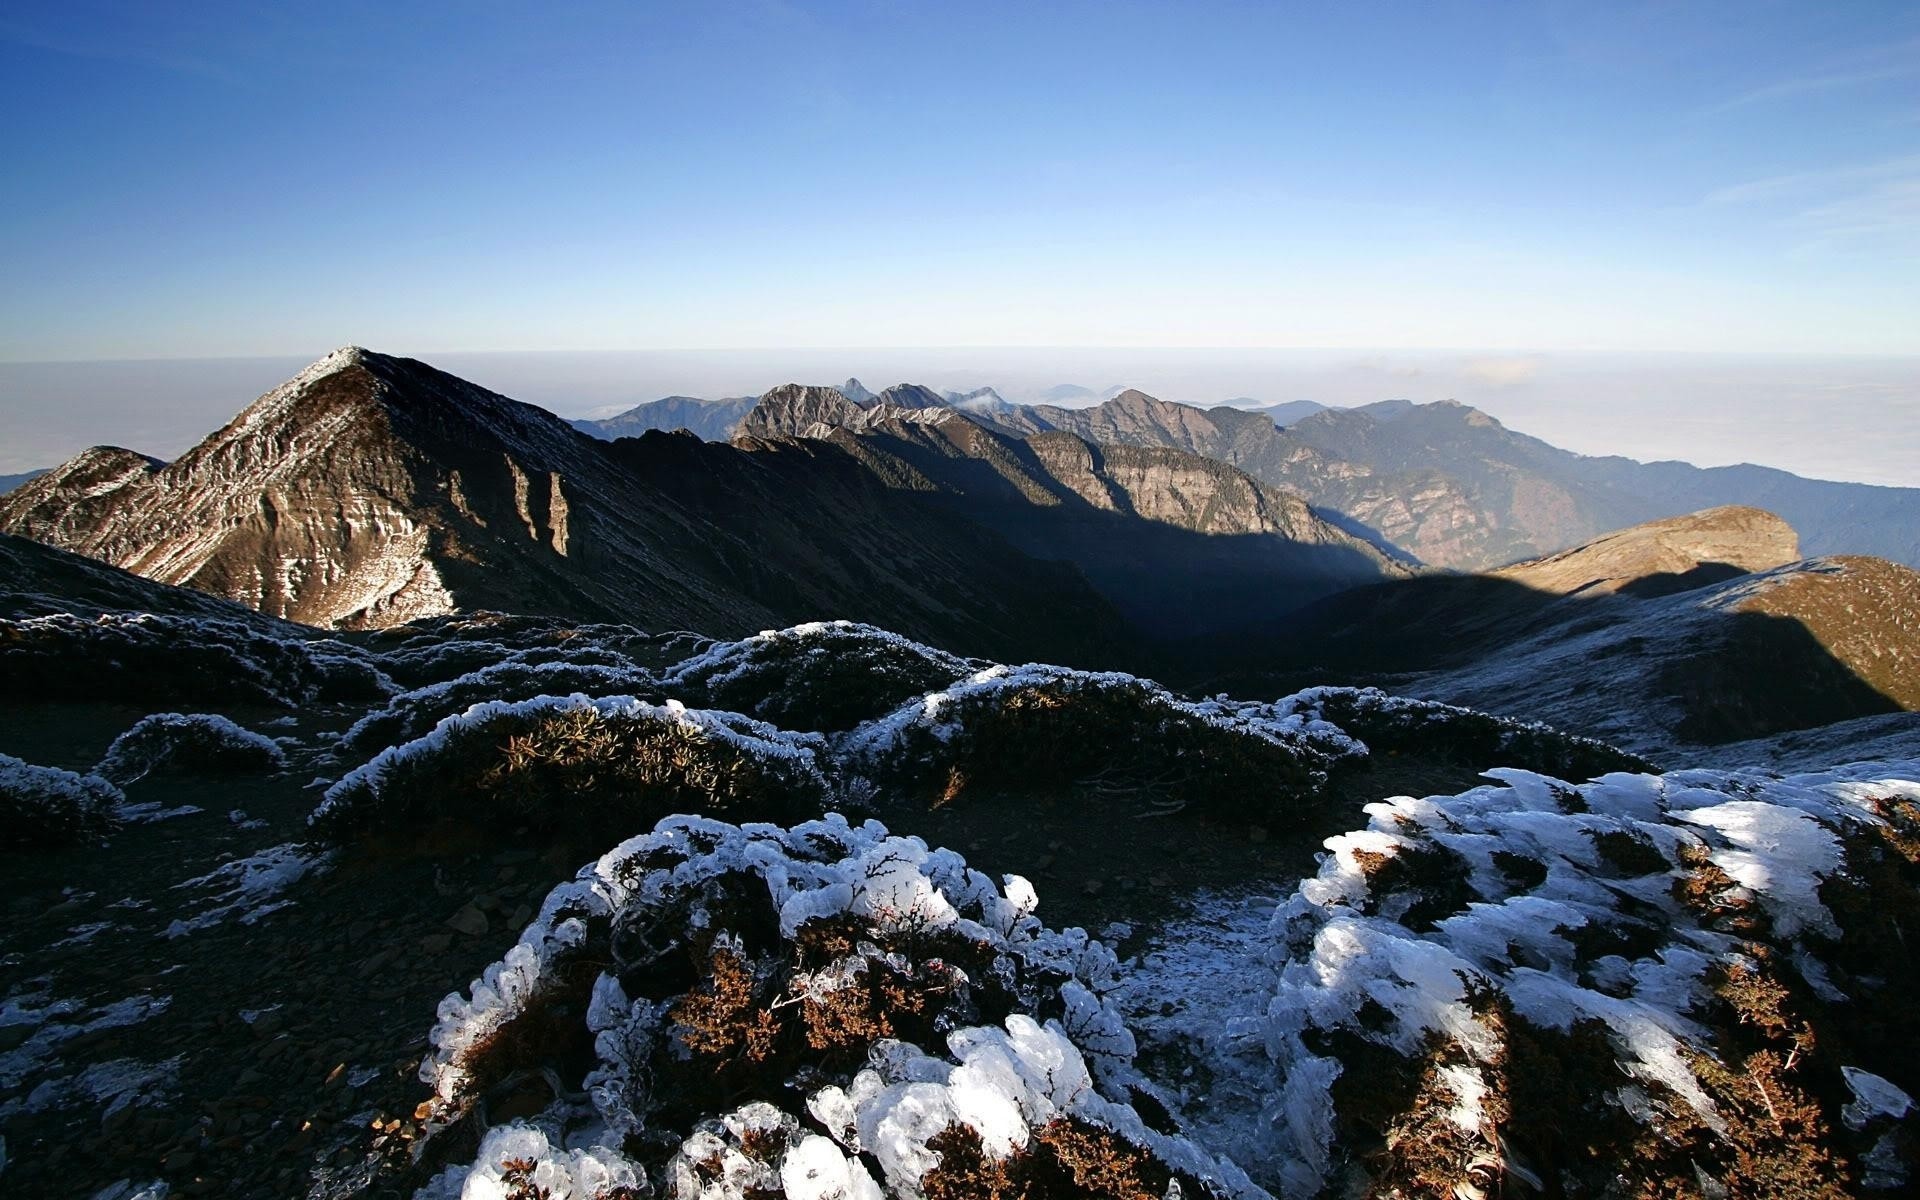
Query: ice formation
[
  {"left": 165, "top": 842, "right": 333, "bottom": 936},
  {"left": 413, "top": 812, "right": 1258, "bottom": 1200},
  {"left": 1255, "top": 758, "right": 1920, "bottom": 1196}
]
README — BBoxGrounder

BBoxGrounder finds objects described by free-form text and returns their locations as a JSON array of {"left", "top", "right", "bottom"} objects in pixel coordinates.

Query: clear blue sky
[{"left": 3, "top": 1, "right": 1918, "bottom": 360}]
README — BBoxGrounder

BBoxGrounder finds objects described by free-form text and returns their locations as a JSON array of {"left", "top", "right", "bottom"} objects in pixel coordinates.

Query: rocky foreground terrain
[{"left": 2, "top": 557, "right": 1917, "bottom": 1199}]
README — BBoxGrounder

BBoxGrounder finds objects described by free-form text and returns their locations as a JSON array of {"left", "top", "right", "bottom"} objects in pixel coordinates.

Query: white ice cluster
[
  {"left": 1254, "top": 758, "right": 1920, "bottom": 1196},
  {"left": 415, "top": 812, "right": 1256, "bottom": 1200}
]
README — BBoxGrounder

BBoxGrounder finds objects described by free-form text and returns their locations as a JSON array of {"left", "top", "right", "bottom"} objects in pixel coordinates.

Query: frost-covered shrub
[
  {"left": 661, "top": 621, "right": 981, "bottom": 732},
  {"left": 310, "top": 695, "right": 828, "bottom": 847},
  {"left": 360, "top": 612, "right": 671, "bottom": 688},
  {"left": 1272, "top": 686, "right": 1655, "bottom": 780},
  {"left": 95, "top": 712, "right": 287, "bottom": 785},
  {"left": 0, "top": 612, "right": 390, "bottom": 707},
  {"left": 1256, "top": 759, "right": 1920, "bottom": 1198},
  {"left": 412, "top": 813, "right": 1255, "bottom": 1200},
  {"left": 335, "top": 654, "right": 662, "bottom": 759},
  {"left": 0, "top": 752, "right": 122, "bottom": 848},
  {"left": 842, "top": 664, "right": 1364, "bottom": 818}
]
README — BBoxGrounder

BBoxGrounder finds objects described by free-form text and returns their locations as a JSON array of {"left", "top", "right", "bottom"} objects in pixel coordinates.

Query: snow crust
[
  {"left": 415, "top": 811, "right": 1259, "bottom": 1200},
  {"left": 165, "top": 843, "right": 333, "bottom": 937},
  {"left": 1255, "top": 758, "right": 1920, "bottom": 1195}
]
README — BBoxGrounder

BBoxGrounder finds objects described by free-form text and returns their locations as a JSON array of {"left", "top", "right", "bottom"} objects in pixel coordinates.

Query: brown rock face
[
  {"left": 0, "top": 349, "right": 1135, "bottom": 664},
  {"left": 1495, "top": 505, "right": 1801, "bottom": 597}
]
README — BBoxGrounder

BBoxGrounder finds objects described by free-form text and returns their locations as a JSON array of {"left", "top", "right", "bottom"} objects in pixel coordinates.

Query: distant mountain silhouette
[
  {"left": 0, "top": 469, "right": 48, "bottom": 496},
  {"left": 572, "top": 395, "right": 756, "bottom": 442}
]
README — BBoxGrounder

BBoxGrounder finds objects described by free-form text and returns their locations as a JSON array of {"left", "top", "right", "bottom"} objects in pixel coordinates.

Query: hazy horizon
[{"left": 3, "top": 346, "right": 1916, "bottom": 489}]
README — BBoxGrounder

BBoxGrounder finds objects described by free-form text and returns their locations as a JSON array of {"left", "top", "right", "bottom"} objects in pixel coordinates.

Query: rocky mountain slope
[
  {"left": 995, "top": 390, "right": 1920, "bottom": 570},
  {"left": 1492, "top": 503, "right": 1800, "bottom": 597},
  {"left": 737, "top": 388, "right": 1411, "bottom": 635},
  {"left": 570, "top": 394, "right": 756, "bottom": 442},
  {"left": 1175, "top": 505, "right": 1920, "bottom": 755},
  {"left": 0, "top": 348, "right": 1133, "bottom": 663}
]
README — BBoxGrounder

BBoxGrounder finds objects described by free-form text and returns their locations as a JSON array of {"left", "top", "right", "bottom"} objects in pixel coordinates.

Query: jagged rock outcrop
[{"left": 734, "top": 383, "right": 867, "bottom": 439}]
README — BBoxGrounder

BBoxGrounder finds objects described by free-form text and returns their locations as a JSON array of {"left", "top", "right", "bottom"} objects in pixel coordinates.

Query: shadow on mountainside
[
  {"left": 1158, "top": 566, "right": 1908, "bottom": 749},
  {"left": 817, "top": 426, "right": 1404, "bottom": 639}
]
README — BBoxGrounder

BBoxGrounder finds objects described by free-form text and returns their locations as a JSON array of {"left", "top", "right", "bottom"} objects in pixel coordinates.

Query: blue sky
[{"left": 2, "top": 1, "right": 1918, "bottom": 359}]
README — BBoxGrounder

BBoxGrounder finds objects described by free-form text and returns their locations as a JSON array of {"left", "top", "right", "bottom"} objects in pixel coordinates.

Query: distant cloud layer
[{"left": 2, "top": 349, "right": 1915, "bottom": 489}]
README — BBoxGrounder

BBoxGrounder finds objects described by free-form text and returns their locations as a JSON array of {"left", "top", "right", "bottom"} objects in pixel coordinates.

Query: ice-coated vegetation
[
  {"left": 94, "top": 712, "right": 287, "bottom": 786},
  {"left": 1269, "top": 685, "right": 1658, "bottom": 779},
  {"left": 413, "top": 812, "right": 1257, "bottom": 1200},
  {"left": 0, "top": 611, "right": 391, "bottom": 707},
  {"left": 335, "top": 653, "right": 661, "bottom": 759},
  {"left": 311, "top": 694, "right": 828, "bottom": 846},
  {"left": 842, "top": 663, "right": 1365, "bottom": 818},
  {"left": 0, "top": 752, "right": 122, "bottom": 849},
  {"left": 660, "top": 620, "right": 980, "bottom": 732},
  {"left": 1249, "top": 758, "right": 1920, "bottom": 1197},
  {"left": 356, "top": 612, "right": 676, "bottom": 688}
]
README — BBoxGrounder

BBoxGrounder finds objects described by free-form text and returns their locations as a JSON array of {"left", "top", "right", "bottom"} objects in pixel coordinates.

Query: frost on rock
[
  {"left": 311, "top": 694, "right": 828, "bottom": 846},
  {"left": 660, "top": 621, "right": 979, "bottom": 732},
  {"left": 413, "top": 813, "right": 1257, "bottom": 1200},
  {"left": 1256, "top": 758, "right": 1920, "bottom": 1198},
  {"left": 0, "top": 985, "right": 172, "bottom": 1120},
  {"left": 0, "top": 752, "right": 122, "bottom": 849},
  {"left": 841, "top": 663, "right": 1364, "bottom": 819},
  {"left": 166, "top": 842, "right": 333, "bottom": 936},
  {"left": 0, "top": 611, "right": 390, "bottom": 707},
  {"left": 1270, "top": 686, "right": 1656, "bottom": 780},
  {"left": 95, "top": 712, "right": 287, "bottom": 786}
]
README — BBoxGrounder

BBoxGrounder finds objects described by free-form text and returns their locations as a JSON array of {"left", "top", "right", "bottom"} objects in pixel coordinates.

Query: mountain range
[
  {"left": 4, "top": 347, "right": 1915, "bottom": 760},
  {"left": 563, "top": 383, "right": 1920, "bottom": 572}
]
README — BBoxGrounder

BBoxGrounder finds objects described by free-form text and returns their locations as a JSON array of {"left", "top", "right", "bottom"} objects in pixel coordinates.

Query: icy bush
[
  {"left": 359, "top": 612, "right": 671, "bottom": 688},
  {"left": 0, "top": 752, "right": 122, "bottom": 848},
  {"left": 0, "top": 612, "right": 390, "bottom": 707},
  {"left": 335, "top": 654, "right": 662, "bottom": 759},
  {"left": 1255, "top": 758, "right": 1920, "bottom": 1197},
  {"left": 661, "top": 621, "right": 980, "bottom": 732},
  {"left": 1271, "top": 685, "right": 1656, "bottom": 780},
  {"left": 841, "top": 664, "right": 1364, "bottom": 818},
  {"left": 310, "top": 694, "right": 828, "bottom": 847},
  {"left": 94, "top": 713, "right": 286, "bottom": 785},
  {"left": 412, "top": 813, "right": 1257, "bottom": 1200}
]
